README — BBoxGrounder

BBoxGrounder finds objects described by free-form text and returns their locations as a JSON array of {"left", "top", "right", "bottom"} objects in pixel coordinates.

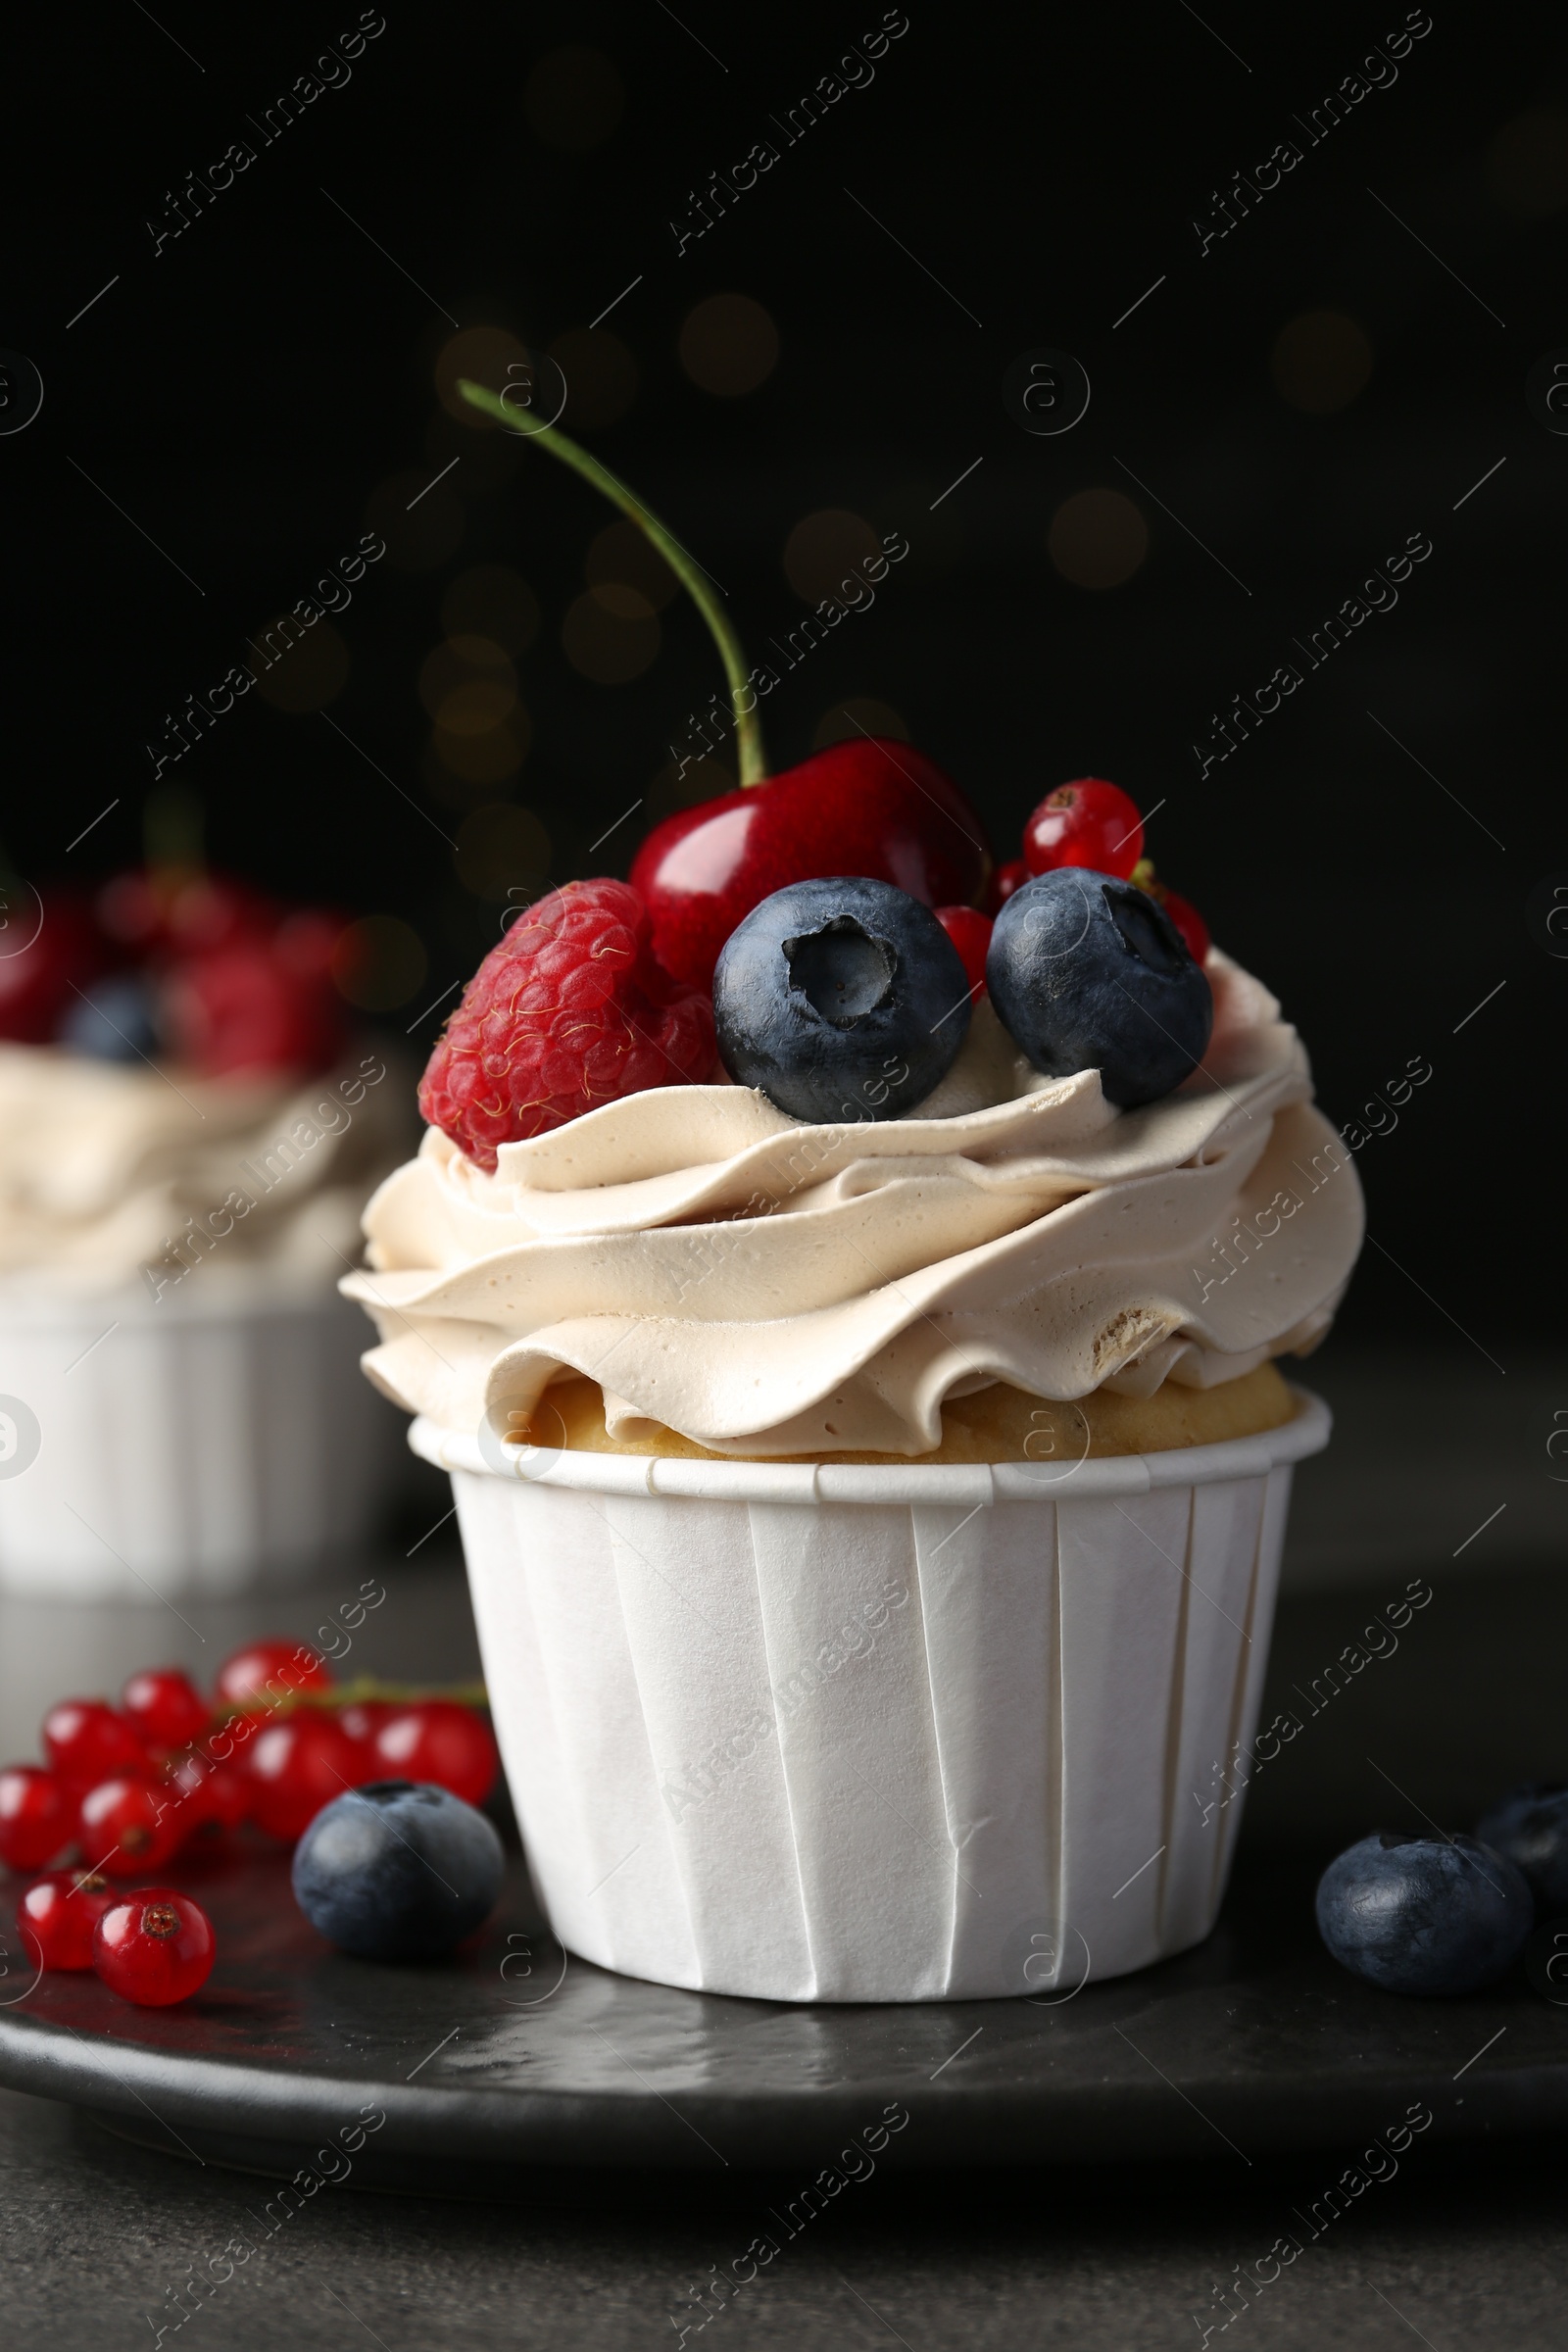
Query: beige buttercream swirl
[
  {"left": 0, "top": 1044, "right": 414, "bottom": 1294},
  {"left": 345, "top": 951, "right": 1362, "bottom": 1456}
]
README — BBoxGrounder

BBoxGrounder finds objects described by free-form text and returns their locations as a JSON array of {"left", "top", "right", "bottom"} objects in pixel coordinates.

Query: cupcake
[
  {"left": 0, "top": 865, "right": 413, "bottom": 1596},
  {"left": 345, "top": 398, "right": 1362, "bottom": 2001}
]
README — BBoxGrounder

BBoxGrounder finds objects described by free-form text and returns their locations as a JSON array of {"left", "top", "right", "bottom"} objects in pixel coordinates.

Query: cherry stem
[{"left": 457, "top": 378, "right": 768, "bottom": 788}]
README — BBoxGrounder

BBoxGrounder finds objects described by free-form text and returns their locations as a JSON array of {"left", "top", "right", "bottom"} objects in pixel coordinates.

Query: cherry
[
  {"left": 933, "top": 907, "right": 993, "bottom": 1004},
  {"left": 215, "top": 1640, "right": 333, "bottom": 1711},
  {"left": 122, "top": 1667, "right": 210, "bottom": 1754},
  {"left": 984, "top": 858, "right": 1028, "bottom": 915},
  {"left": 1022, "top": 779, "right": 1145, "bottom": 881},
  {"left": 245, "top": 1712, "right": 366, "bottom": 1842},
  {"left": 42, "top": 1698, "right": 147, "bottom": 1792},
  {"left": 77, "top": 1773, "right": 179, "bottom": 1878},
  {"left": 1154, "top": 884, "right": 1210, "bottom": 964},
  {"left": 0, "top": 1764, "right": 74, "bottom": 1873},
  {"left": 371, "top": 1702, "right": 500, "bottom": 1808},
  {"left": 0, "top": 889, "right": 108, "bottom": 1044},
  {"left": 630, "top": 738, "right": 990, "bottom": 990},
  {"left": 17, "top": 1870, "right": 116, "bottom": 1970},
  {"left": 93, "top": 1889, "right": 216, "bottom": 2006}
]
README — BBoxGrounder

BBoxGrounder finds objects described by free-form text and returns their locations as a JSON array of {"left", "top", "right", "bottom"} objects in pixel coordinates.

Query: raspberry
[{"left": 418, "top": 879, "right": 715, "bottom": 1169}]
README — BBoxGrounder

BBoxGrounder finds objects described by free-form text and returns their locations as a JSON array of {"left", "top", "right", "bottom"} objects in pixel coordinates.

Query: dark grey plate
[{"left": 2, "top": 1847, "right": 1564, "bottom": 2190}]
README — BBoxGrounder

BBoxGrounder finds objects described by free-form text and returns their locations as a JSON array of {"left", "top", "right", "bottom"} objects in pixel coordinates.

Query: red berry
[
  {"left": 17, "top": 1870, "right": 116, "bottom": 1970},
  {"left": 0, "top": 890, "right": 108, "bottom": 1044},
  {"left": 215, "top": 1640, "right": 333, "bottom": 1710},
  {"left": 161, "top": 1749, "right": 249, "bottom": 1848},
  {"left": 245, "top": 1713, "right": 366, "bottom": 1842},
  {"left": 42, "top": 1698, "right": 147, "bottom": 1791},
  {"left": 93, "top": 1889, "right": 216, "bottom": 2006},
  {"left": 932, "top": 906, "right": 993, "bottom": 1003},
  {"left": 371, "top": 1702, "right": 500, "bottom": 1808},
  {"left": 0, "top": 1765, "right": 74, "bottom": 1873},
  {"left": 77, "top": 1774, "right": 179, "bottom": 1879},
  {"left": 984, "top": 858, "right": 1028, "bottom": 915},
  {"left": 122, "top": 1667, "right": 210, "bottom": 1754},
  {"left": 338, "top": 1699, "right": 396, "bottom": 1751},
  {"left": 1155, "top": 885, "right": 1211, "bottom": 964},
  {"left": 418, "top": 879, "right": 716, "bottom": 1170},
  {"left": 165, "top": 931, "right": 344, "bottom": 1078},
  {"left": 1022, "top": 779, "right": 1145, "bottom": 881}
]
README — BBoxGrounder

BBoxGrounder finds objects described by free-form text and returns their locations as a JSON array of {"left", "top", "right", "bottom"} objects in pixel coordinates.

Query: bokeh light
[
  {"left": 455, "top": 804, "right": 552, "bottom": 901},
  {"left": 1486, "top": 105, "right": 1568, "bottom": 216},
  {"left": 524, "top": 47, "right": 625, "bottom": 151},
  {"left": 441, "top": 566, "right": 540, "bottom": 655},
  {"left": 434, "top": 325, "right": 531, "bottom": 426},
  {"left": 812, "top": 698, "right": 910, "bottom": 750},
  {"left": 1269, "top": 311, "right": 1373, "bottom": 414},
  {"left": 783, "top": 509, "right": 881, "bottom": 604},
  {"left": 1047, "top": 490, "right": 1149, "bottom": 590},
  {"left": 365, "top": 473, "right": 465, "bottom": 571},
  {"left": 250, "top": 615, "right": 350, "bottom": 710},
  {"left": 678, "top": 295, "right": 779, "bottom": 396},
  {"left": 418, "top": 636, "right": 517, "bottom": 724},
  {"left": 586, "top": 520, "right": 678, "bottom": 611},
  {"left": 548, "top": 328, "right": 638, "bottom": 431},
  {"left": 562, "top": 586, "right": 660, "bottom": 683},
  {"left": 331, "top": 915, "right": 428, "bottom": 1011}
]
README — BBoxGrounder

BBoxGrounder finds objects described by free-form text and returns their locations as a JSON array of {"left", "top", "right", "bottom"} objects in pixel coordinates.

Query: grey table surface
[{"left": 1, "top": 1344, "right": 1565, "bottom": 2346}]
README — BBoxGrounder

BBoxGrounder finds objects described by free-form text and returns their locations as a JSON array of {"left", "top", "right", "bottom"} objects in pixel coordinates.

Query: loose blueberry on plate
[
  {"left": 291, "top": 1781, "right": 505, "bottom": 1961},
  {"left": 986, "top": 867, "right": 1212, "bottom": 1107},
  {"left": 1315, "top": 1831, "right": 1534, "bottom": 1995},
  {"left": 712, "top": 876, "right": 971, "bottom": 1124},
  {"left": 1474, "top": 1783, "right": 1568, "bottom": 1916}
]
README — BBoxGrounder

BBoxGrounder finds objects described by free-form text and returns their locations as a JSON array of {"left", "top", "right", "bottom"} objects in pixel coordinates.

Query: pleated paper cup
[
  {"left": 0, "top": 1274, "right": 404, "bottom": 1598},
  {"left": 413, "top": 1389, "right": 1330, "bottom": 2004}
]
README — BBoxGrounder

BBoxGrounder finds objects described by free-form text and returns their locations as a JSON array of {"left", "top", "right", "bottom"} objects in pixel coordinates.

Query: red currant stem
[
  {"left": 211, "top": 1676, "right": 489, "bottom": 1726},
  {"left": 456, "top": 378, "right": 767, "bottom": 788}
]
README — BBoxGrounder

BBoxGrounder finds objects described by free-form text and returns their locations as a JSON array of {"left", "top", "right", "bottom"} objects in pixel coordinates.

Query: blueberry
[
  {"left": 712, "top": 877, "right": 970, "bottom": 1124},
  {"left": 58, "top": 974, "right": 161, "bottom": 1063},
  {"left": 291, "top": 1780, "right": 504, "bottom": 1962},
  {"left": 1475, "top": 1783, "right": 1568, "bottom": 1916},
  {"left": 985, "top": 868, "right": 1212, "bottom": 1107},
  {"left": 1315, "top": 1830, "right": 1534, "bottom": 1996}
]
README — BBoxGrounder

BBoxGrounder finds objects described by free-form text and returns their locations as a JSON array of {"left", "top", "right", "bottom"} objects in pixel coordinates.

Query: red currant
[
  {"left": 1022, "top": 779, "right": 1145, "bottom": 881},
  {"left": 122, "top": 1667, "right": 211, "bottom": 1754},
  {"left": 17, "top": 1870, "right": 116, "bottom": 1970},
  {"left": 215, "top": 1640, "right": 333, "bottom": 1710},
  {"left": 245, "top": 1712, "right": 365, "bottom": 1841},
  {"left": 161, "top": 1749, "right": 249, "bottom": 1848},
  {"left": 338, "top": 1698, "right": 396, "bottom": 1751},
  {"left": 1155, "top": 885, "right": 1210, "bottom": 964},
  {"left": 93, "top": 1889, "right": 216, "bottom": 2006},
  {"left": 932, "top": 906, "right": 993, "bottom": 1004},
  {"left": 42, "top": 1698, "right": 147, "bottom": 1791},
  {"left": 77, "top": 1774, "right": 179, "bottom": 1878},
  {"left": 371, "top": 1702, "right": 500, "bottom": 1809},
  {"left": 0, "top": 1765, "right": 74, "bottom": 1873},
  {"left": 984, "top": 858, "right": 1028, "bottom": 915}
]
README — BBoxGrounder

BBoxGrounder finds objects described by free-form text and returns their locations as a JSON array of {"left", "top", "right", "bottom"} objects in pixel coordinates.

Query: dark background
[{"left": 2, "top": 0, "right": 1561, "bottom": 1362}]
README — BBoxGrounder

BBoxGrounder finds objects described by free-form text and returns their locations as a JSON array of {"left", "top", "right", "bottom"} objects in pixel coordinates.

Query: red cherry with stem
[
  {"left": 93, "top": 1889, "right": 216, "bottom": 2006},
  {"left": 42, "top": 1698, "right": 148, "bottom": 1792},
  {"left": 0, "top": 1765, "right": 74, "bottom": 1873},
  {"left": 371, "top": 1702, "right": 500, "bottom": 1808},
  {"left": 216, "top": 1640, "right": 333, "bottom": 1711},
  {"left": 630, "top": 740, "right": 990, "bottom": 990},
  {"left": 1154, "top": 885, "right": 1210, "bottom": 964},
  {"left": 450, "top": 381, "right": 991, "bottom": 992},
  {"left": 933, "top": 907, "right": 993, "bottom": 1003},
  {"left": 0, "top": 890, "right": 109, "bottom": 1044},
  {"left": 984, "top": 858, "right": 1028, "bottom": 915},
  {"left": 122, "top": 1668, "right": 211, "bottom": 1754},
  {"left": 245, "top": 1713, "right": 366, "bottom": 1842},
  {"left": 1023, "top": 780, "right": 1145, "bottom": 881},
  {"left": 17, "top": 1870, "right": 116, "bottom": 1970},
  {"left": 77, "top": 1774, "right": 179, "bottom": 1878}
]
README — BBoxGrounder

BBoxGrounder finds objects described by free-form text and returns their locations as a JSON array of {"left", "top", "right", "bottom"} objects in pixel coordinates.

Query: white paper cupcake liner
[
  {"left": 0, "top": 1277, "right": 403, "bottom": 1597},
  {"left": 413, "top": 1389, "right": 1330, "bottom": 2003}
]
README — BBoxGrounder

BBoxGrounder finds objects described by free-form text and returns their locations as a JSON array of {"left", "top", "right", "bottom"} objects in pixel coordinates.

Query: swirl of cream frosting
[{"left": 346, "top": 950, "right": 1363, "bottom": 1457}]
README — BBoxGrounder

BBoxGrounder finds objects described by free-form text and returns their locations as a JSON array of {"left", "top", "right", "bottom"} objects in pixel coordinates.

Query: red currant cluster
[
  {"left": 932, "top": 778, "right": 1212, "bottom": 1003},
  {"left": 1, "top": 1640, "right": 499, "bottom": 2005},
  {"left": 0, "top": 866, "right": 355, "bottom": 1077}
]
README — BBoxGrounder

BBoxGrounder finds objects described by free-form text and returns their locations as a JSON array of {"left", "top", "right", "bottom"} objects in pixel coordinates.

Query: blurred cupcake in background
[{"left": 0, "top": 830, "right": 416, "bottom": 1598}]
